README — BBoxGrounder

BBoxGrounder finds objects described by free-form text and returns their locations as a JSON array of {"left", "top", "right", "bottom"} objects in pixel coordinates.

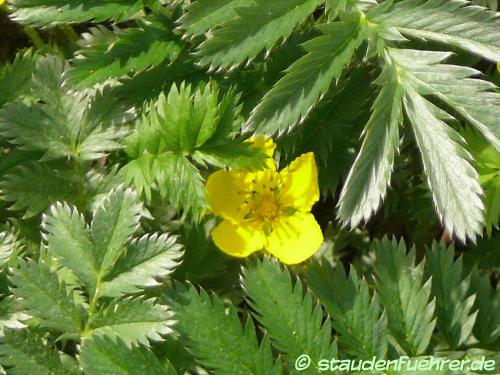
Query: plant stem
[{"left": 24, "top": 26, "right": 45, "bottom": 49}]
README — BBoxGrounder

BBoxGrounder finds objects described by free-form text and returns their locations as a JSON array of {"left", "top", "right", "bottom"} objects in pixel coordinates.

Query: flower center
[{"left": 254, "top": 196, "right": 279, "bottom": 220}]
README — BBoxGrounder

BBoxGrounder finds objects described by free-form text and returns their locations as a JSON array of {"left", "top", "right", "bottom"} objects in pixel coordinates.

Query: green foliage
[
  {"left": 67, "top": 16, "right": 182, "bottom": 89},
  {"left": 80, "top": 336, "right": 174, "bottom": 375},
  {"left": 243, "top": 259, "right": 337, "bottom": 374},
  {"left": 197, "top": 0, "right": 322, "bottom": 69},
  {"left": 404, "top": 84, "right": 483, "bottom": 243},
  {"left": 1, "top": 165, "right": 78, "bottom": 218},
  {"left": 122, "top": 82, "right": 265, "bottom": 220},
  {"left": 0, "top": 0, "right": 499, "bottom": 373},
  {"left": 337, "top": 69, "right": 403, "bottom": 227},
  {"left": 11, "top": 260, "right": 85, "bottom": 336},
  {"left": 0, "top": 56, "right": 128, "bottom": 162},
  {"left": 469, "top": 266, "right": 500, "bottom": 345},
  {"left": 306, "top": 261, "right": 387, "bottom": 359},
  {"left": 0, "top": 232, "right": 19, "bottom": 268},
  {"left": 425, "top": 243, "right": 477, "bottom": 348},
  {"left": 167, "top": 283, "right": 281, "bottom": 375},
  {"left": 248, "top": 17, "right": 367, "bottom": 135},
  {"left": 373, "top": 238, "right": 435, "bottom": 356},
  {"left": 370, "top": 0, "right": 500, "bottom": 62},
  {"left": 462, "top": 127, "right": 500, "bottom": 236},
  {"left": 9, "top": 0, "right": 146, "bottom": 26},
  {"left": 88, "top": 298, "right": 174, "bottom": 347},
  {"left": 0, "top": 329, "right": 69, "bottom": 375},
  {"left": 178, "top": 0, "right": 249, "bottom": 36},
  {"left": 0, "top": 50, "right": 37, "bottom": 107}
]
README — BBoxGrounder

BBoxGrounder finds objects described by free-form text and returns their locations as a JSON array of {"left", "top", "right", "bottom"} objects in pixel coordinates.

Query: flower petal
[
  {"left": 265, "top": 212, "right": 323, "bottom": 264},
  {"left": 279, "top": 152, "right": 319, "bottom": 211},
  {"left": 212, "top": 220, "right": 265, "bottom": 257},
  {"left": 206, "top": 169, "right": 251, "bottom": 222},
  {"left": 248, "top": 135, "right": 276, "bottom": 169}
]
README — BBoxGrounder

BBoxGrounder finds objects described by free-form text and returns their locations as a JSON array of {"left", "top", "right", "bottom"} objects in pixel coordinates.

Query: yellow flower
[{"left": 206, "top": 136, "right": 323, "bottom": 264}]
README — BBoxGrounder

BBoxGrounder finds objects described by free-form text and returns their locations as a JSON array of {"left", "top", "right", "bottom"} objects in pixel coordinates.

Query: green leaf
[
  {"left": 173, "top": 218, "right": 237, "bottom": 285},
  {"left": 197, "top": 0, "right": 321, "bottom": 68},
  {"left": 425, "top": 243, "right": 477, "bottom": 348},
  {"left": 483, "top": 177, "right": 500, "bottom": 237},
  {"left": 123, "top": 82, "right": 264, "bottom": 219},
  {"left": 373, "top": 237, "right": 435, "bottom": 356},
  {"left": 0, "top": 49, "right": 38, "bottom": 107},
  {"left": 80, "top": 336, "right": 173, "bottom": 375},
  {"left": 0, "top": 164, "right": 78, "bottom": 218},
  {"left": 248, "top": 17, "right": 366, "bottom": 135},
  {"left": 88, "top": 298, "right": 174, "bottom": 347},
  {"left": 469, "top": 266, "right": 500, "bottom": 345},
  {"left": 9, "top": 0, "right": 145, "bottom": 26},
  {"left": 0, "top": 56, "right": 127, "bottom": 162},
  {"left": 403, "top": 85, "right": 484, "bottom": 243},
  {"left": 371, "top": 0, "right": 500, "bottom": 61},
  {"left": 389, "top": 48, "right": 500, "bottom": 152},
  {"left": 461, "top": 127, "right": 500, "bottom": 236},
  {"left": 42, "top": 202, "right": 98, "bottom": 295},
  {"left": 0, "top": 296, "right": 30, "bottom": 336},
  {"left": 10, "top": 260, "right": 84, "bottom": 336},
  {"left": 67, "top": 17, "right": 182, "bottom": 89},
  {"left": 337, "top": 68, "right": 404, "bottom": 227},
  {"left": 277, "top": 65, "right": 374, "bottom": 196},
  {"left": 178, "top": 0, "right": 250, "bottom": 36},
  {"left": 101, "top": 233, "right": 183, "bottom": 297},
  {"left": 0, "top": 231, "right": 20, "bottom": 268},
  {"left": 166, "top": 284, "right": 281, "bottom": 375},
  {"left": 91, "top": 187, "right": 143, "bottom": 277},
  {"left": 241, "top": 258, "right": 336, "bottom": 373},
  {"left": 306, "top": 261, "right": 387, "bottom": 359},
  {"left": 155, "top": 153, "right": 207, "bottom": 221},
  {"left": 0, "top": 329, "right": 67, "bottom": 375},
  {"left": 110, "top": 54, "right": 205, "bottom": 109}
]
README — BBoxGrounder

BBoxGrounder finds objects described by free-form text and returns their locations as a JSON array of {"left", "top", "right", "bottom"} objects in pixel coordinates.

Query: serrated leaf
[
  {"left": 277, "top": 65, "right": 374, "bottom": 196},
  {"left": 373, "top": 237, "right": 436, "bottom": 356},
  {"left": 43, "top": 202, "right": 98, "bottom": 295},
  {"left": 389, "top": 48, "right": 500, "bottom": 152},
  {"left": 371, "top": 0, "right": 500, "bottom": 61},
  {"left": 0, "top": 297, "right": 30, "bottom": 336},
  {"left": 198, "top": 0, "right": 321, "bottom": 68},
  {"left": 91, "top": 187, "right": 143, "bottom": 277},
  {"left": 67, "top": 17, "right": 182, "bottom": 89},
  {"left": 337, "top": 68, "right": 403, "bottom": 227},
  {"left": 241, "top": 257, "right": 336, "bottom": 374},
  {"left": 9, "top": 0, "right": 145, "bottom": 26},
  {"left": 425, "top": 243, "right": 478, "bottom": 348},
  {"left": 101, "top": 233, "right": 183, "bottom": 297},
  {"left": 88, "top": 298, "right": 174, "bottom": 348},
  {"left": 483, "top": 177, "right": 500, "bottom": 236},
  {"left": 10, "top": 260, "right": 84, "bottom": 335},
  {"left": 461, "top": 127, "right": 500, "bottom": 237},
  {"left": 248, "top": 18, "right": 366, "bottom": 135},
  {"left": 123, "top": 83, "right": 263, "bottom": 219},
  {"left": 166, "top": 284, "right": 281, "bottom": 375},
  {"left": 306, "top": 261, "right": 387, "bottom": 359},
  {"left": 404, "top": 87, "right": 484, "bottom": 243},
  {"left": 0, "top": 329, "right": 67, "bottom": 375},
  {"left": 179, "top": 0, "right": 250, "bottom": 36},
  {"left": 0, "top": 56, "right": 126, "bottom": 162},
  {"left": 0, "top": 49, "right": 38, "bottom": 107},
  {"left": 0, "top": 231, "right": 20, "bottom": 268},
  {"left": 469, "top": 266, "right": 500, "bottom": 344},
  {"left": 155, "top": 153, "right": 207, "bottom": 221},
  {"left": 0, "top": 164, "right": 78, "bottom": 218},
  {"left": 80, "top": 335, "right": 173, "bottom": 375}
]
